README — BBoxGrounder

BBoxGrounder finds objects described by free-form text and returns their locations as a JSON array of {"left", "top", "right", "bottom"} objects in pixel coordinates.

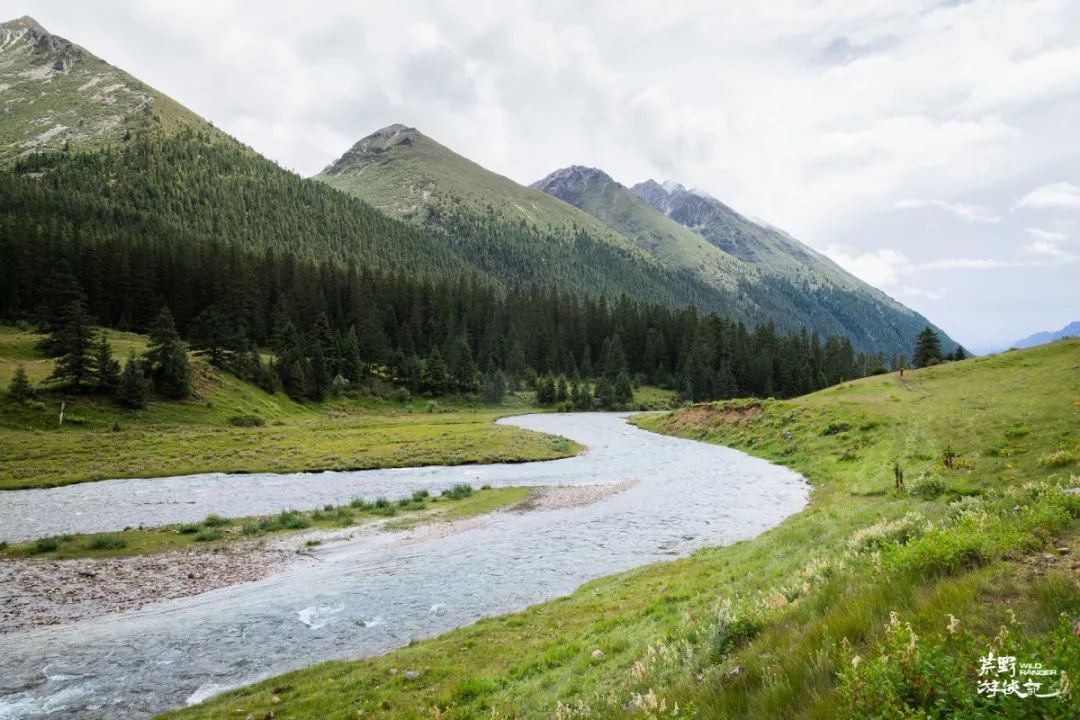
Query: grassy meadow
[
  {"left": 0, "top": 325, "right": 581, "bottom": 489},
  {"left": 160, "top": 339, "right": 1080, "bottom": 719}
]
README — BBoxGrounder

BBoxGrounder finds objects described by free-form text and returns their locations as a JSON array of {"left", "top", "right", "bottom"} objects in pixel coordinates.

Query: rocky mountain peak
[
  {"left": 320, "top": 124, "right": 423, "bottom": 176},
  {"left": 529, "top": 166, "right": 616, "bottom": 203}
]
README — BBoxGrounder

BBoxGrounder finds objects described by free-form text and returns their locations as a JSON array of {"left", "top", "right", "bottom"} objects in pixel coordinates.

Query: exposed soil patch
[{"left": 665, "top": 401, "right": 762, "bottom": 433}]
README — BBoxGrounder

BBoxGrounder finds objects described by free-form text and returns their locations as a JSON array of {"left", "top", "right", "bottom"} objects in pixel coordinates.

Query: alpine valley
[{"left": 8, "top": 15, "right": 1075, "bottom": 720}]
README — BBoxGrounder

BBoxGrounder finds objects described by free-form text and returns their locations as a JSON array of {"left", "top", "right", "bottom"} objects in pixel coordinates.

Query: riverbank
[
  {"left": 159, "top": 339, "right": 1080, "bottom": 720},
  {"left": 0, "top": 326, "right": 586, "bottom": 491},
  {"left": 0, "top": 482, "right": 644, "bottom": 635}
]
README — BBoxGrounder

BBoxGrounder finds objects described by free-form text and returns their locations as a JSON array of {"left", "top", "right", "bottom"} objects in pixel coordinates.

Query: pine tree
[
  {"left": 422, "top": 348, "right": 448, "bottom": 395},
  {"left": 912, "top": 327, "right": 943, "bottom": 368},
  {"left": 613, "top": 371, "right": 634, "bottom": 408},
  {"left": 146, "top": 308, "right": 192, "bottom": 398},
  {"left": 116, "top": 351, "right": 149, "bottom": 409},
  {"left": 8, "top": 363, "right": 33, "bottom": 402},
  {"left": 47, "top": 299, "right": 96, "bottom": 390},
  {"left": 481, "top": 370, "right": 507, "bottom": 404},
  {"left": 92, "top": 331, "right": 121, "bottom": 392}
]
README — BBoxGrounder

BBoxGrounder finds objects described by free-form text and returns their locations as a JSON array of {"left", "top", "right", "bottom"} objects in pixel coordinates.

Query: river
[{"left": 0, "top": 413, "right": 808, "bottom": 719}]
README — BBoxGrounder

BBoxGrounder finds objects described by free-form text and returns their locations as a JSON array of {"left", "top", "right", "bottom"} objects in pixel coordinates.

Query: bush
[
  {"left": 1039, "top": 449, "right": 1077, "bottom": 468},
  {"left": 259, "top": 510, "right": 310, "bottom": 531},
  {"left": 1004, "top": 424, "right": 1030, "bottom": 439},
  {"left": 87, "top": 535, "right": 127, "bottom": 550},
  {"left": 228, "top": 414, "right": 265, "bottom": 427},
  {"left": 202, "top": 514, "right": 232, "bottom": 527},
  {"left": 910, "top": 474, "right": 948, "bottom": 499},
  {"left": 30, "top": 536, "right": 62, "bottom": 554},
  {"left": 349, "top": 497, "right": 372, "bottom": 510},
  {"left": 711, "top": 608, "right": 763, "bottom": 658},
  {"left": 820, "top": 422, "right": 851, "bottom": 436},
  {"left": 194, "top": 529, "right": 223, "bottom": 542},
  {"left": 441, "top": 483, "right": 473, "bottom": 500},
  {"left": 177, "top": 524, "right": 200, "bottom": 534}
]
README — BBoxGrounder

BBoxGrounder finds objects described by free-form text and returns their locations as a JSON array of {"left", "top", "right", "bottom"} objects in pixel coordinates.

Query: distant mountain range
[
  {"left": 1, "top": 15, "right": 954, "bottom": 357},
  {"left": 318, "top": 125, "right": 953, "bottom": 355},
  {"left": 1014, "top": 321, "right": 1080, "bottom": 349}
]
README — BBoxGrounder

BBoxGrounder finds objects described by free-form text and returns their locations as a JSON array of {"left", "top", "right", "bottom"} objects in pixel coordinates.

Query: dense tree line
[
  {"left": 5, "top": 229, "right": 880, "bottom": 406},
  {"left": 0, "top": 137, "right": 886, "bottom": 406},
  {"left": 0, "top": 131, "right": 940, "bottom": 357}
]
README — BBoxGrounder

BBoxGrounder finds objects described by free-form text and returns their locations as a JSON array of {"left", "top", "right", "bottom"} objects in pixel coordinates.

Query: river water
[{"left": 0, "top": 413, "right": 808, "bottom": 719}]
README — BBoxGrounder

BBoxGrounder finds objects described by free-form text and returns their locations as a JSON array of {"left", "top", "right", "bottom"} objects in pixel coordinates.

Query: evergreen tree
[
  {"left": 46, "top": 299, "right": 96, "bottom": 390},
  {"left": 116, "top": 351, "right": 149, "bottom": 409},
  {"left": 612, "top": 371, "right": 634, "bottom": 409},
  {"left": 146, "top": 308, "right": 192, "bottom": 398},
  {"left": 422, "top": 348, "right": 448, "bottom": 395},
  {"left": 556, "top": 375, "right": 569, "bottom": 403},
  {"left": 481, "top": 370, "right": 507, "bottom": 405},
  {"left": 446, "top": 333, "right": 478, "bottom": 394},
  {"left": 536, "top": 374, "right": 557, "bottom": 406},
  {"left": 92, "top": 331, "right": 121, "bottom": 392},
  {"left": 912, "top": 327, "right": 943, "bottom": 368},
  {"left": 8, "top": 363, "right": 33, "bottom": 402}
]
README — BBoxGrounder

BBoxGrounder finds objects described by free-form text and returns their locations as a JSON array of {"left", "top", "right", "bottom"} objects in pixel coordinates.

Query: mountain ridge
[
  {"left": 0, "top": 16, "right": 207, "bottom": 161},
  {"left": 1014, "top": 320, "right": 1080, "bottom": 349}
]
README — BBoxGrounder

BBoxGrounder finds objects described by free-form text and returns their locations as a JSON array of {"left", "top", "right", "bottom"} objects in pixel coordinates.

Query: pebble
[
  {"left": 591, "top": 649, "right": 605, "bottom": 659},
  {"left": 404, "top": 670, "right": 420, "bottom": 680}
]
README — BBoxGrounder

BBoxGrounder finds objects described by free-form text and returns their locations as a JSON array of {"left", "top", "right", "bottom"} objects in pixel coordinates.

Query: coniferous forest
[{"left": 0, "top": 134, "right": 887, "bottom": 407}]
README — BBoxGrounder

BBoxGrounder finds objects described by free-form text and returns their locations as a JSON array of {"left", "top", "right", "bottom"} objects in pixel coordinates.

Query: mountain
[
  {"left": 316, "top": 125, "right": 737, "bottom": 314},
  {"left": 530, "top": 167, "right": 751, "bottom": 291},
  {"left": 1014, "top": 321, "right": 1080, "bottom": 349},
  {"left": 630, "top": 179, "right": 856, "bottom": 287},
  {"left": 0, "top": 16, "right": 205, "bottom": 161},
  {"left": 532, "top": 166, "right": 954, "bottom": 356}
]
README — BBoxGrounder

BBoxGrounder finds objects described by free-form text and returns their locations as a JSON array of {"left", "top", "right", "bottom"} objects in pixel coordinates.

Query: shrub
[
  {"left": 177, "top": 525, "right": 200, "bottom": 534},
  {"left": 228, "top": 414, "right": 265, "bottom": 427},
  {"left": 194, "top": 529, "right": 223, "bottom": 542},
  {"left": 1039, "top": 449, "right": 1077, "bottom": 468},
  {"left": 260, "top": 510, "right": 310, "bottom": 531},
  {"left": 711, "top": 607, "right": 764, "bottom": 658},
  {"left": 370, "top": 500, "right": 397, "bottom": 517},
  {"left": 30, "top": 536, "right": 61, "bottom": 554},
  {"left": 412, "top": 490, "right": 430, "bottom": 501},
  {"left": 202, "top": 514, "right": 232, "bottom": 527},
  {"left": 87, "top": 535, "right": 127, "bottom": 550},
  {"left": 1004, "top": 424, "right": 1030, "bottom": 439},
  {"left": 349, "top": 497, "right": 372, "bottom": 510},
  {"left": 821, "top": 422, "right": 851, "bottom": 436},
  {"left": 848, "top": 513, "right": 926, "bottom": 552},
  {"left": 910, "top": 474, "right": 948, "bottom": 499},
  {"left": 441, "top": 483, "right": 473, "bottom": 500}
]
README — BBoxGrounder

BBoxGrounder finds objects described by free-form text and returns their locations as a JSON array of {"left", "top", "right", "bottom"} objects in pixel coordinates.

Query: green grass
[
  {"left": 2, "top": 486, "right": 531, "bottom": 560},
  {"left": 160, "top": 339, "right": 1080, "bottom": 720},
  {"left": 0, "top": 326, "right": 581, "bottom": 489}
]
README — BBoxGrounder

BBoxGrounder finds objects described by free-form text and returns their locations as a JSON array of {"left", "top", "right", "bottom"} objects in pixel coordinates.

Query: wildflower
[
  {"left": 851, "top": 655, "right": 862, "bottom": 669},
  {"left": 946, "top": 614, "right": 960, "bottom": 635}
]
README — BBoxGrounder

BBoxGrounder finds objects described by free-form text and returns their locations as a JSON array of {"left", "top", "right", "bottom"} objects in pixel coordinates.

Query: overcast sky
[{"left": 9, "top": 0, "right": 1080, "bottom": 351}]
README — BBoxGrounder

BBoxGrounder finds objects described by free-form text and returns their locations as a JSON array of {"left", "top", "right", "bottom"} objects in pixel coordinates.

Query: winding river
[{"left": 0, "top": 413, "right": 808, "bottom": 719}]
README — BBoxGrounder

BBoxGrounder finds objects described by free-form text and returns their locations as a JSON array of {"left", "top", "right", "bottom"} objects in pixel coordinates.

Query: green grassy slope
[
  {"left": 314, "top": 125, "right": 736, "bottom": 312},
  {"left": 0, "top": 16, "right": 207, "bottom": 161},
  {"left": 0, "top": 326, "right": 580, "bottom": 490},
  {"left": 533, "top": 166, "right": 753, "bottom": 292},
  {"left": 164, "top": 340, "right": 1080, "bottom": 719},
  {"left": 316, "top": 125, "right": 631, "bottom": 242}
]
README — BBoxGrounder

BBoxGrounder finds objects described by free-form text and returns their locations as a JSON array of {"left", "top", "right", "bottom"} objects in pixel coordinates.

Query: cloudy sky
[{"left": 9, "top": 0, "right": 1080, "bottom": 351}]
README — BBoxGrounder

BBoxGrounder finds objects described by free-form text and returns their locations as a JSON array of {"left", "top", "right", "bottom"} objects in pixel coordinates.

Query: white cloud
[
  {"left": 824, "top": 245, "right": 910, "bottom": 288},
  {"left": 896, "top": 197, "right": 1001, "bottom": 223},
  {"left": 13, "top": 0, "right": 1080, "bottom": 349},
  {"left": 921, "top": 257, "right": 1012, "bottom": 270},
  {"left": 1024, "top": 227, "right": 1068, "bottom": 243},
  {"left": 1015, "top": 182, "right": 1080, "bottom": 211}
]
